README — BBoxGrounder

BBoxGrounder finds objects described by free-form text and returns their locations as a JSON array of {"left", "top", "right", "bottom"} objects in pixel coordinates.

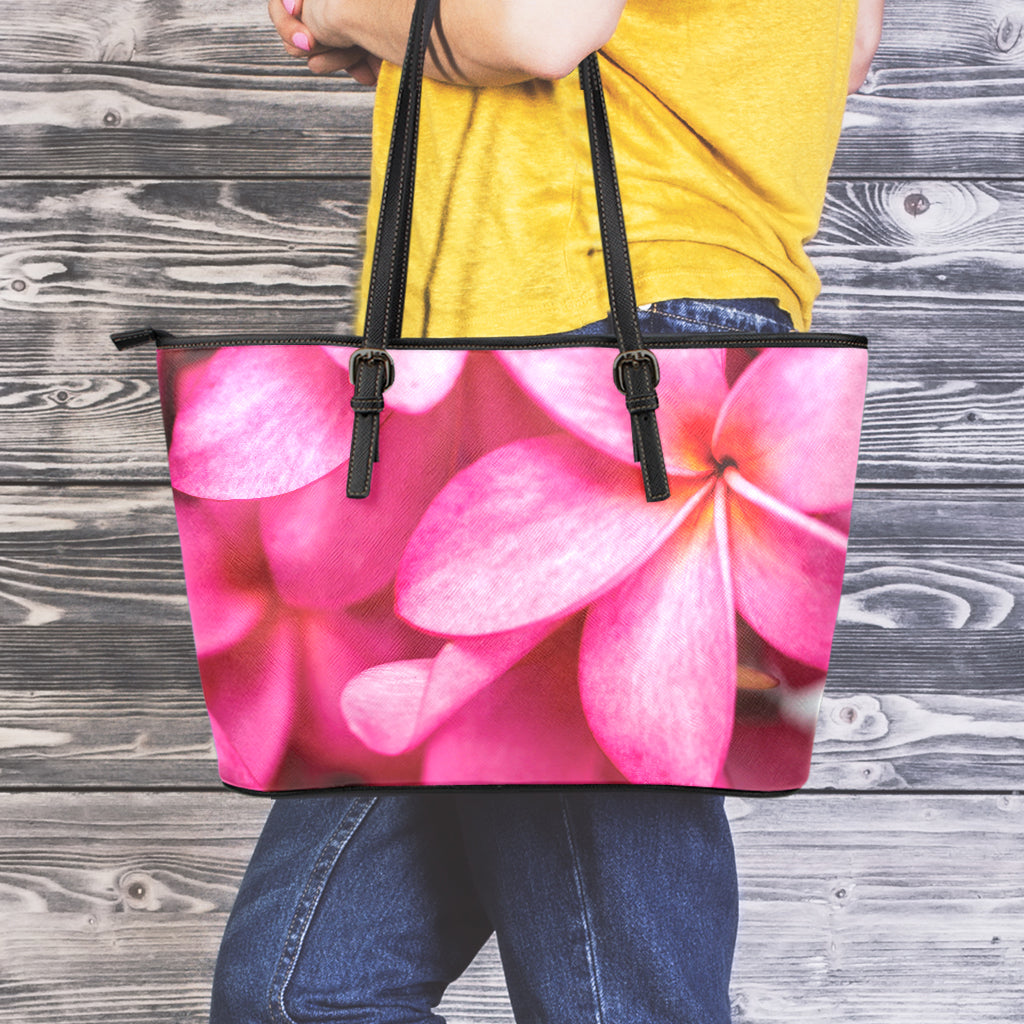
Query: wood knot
[
  {"left": 120, "top": 871, "right": 157, "bottom": 909},
  {"left": 903, "top": 193, "right": 930, "bottom": 217},
  {"left": 996, "top": 15, "right": 1022, "bottom": 53},
  {"left": 729, "top": 992, "right": 750, "bottom": 1020},
  {"left": 103, "top": 110, "right": 122, "bottom": 127},
  {"left": 830, "top": 882, "right": 854, "bottom": 906},
  {"left": 11, "top": 280, "right": 26, "bottom": 292}
]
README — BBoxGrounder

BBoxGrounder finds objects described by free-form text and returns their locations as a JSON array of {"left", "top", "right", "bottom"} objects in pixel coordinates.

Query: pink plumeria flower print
[
  {"left": 162, "top": 345, "right": 465, "bottom": 500},
  {"left": 385, "top": 346, "right": 867, "bottom": 786},
  {"left": 161, "top": 344, "right": 472, "bottom": 789},
  {"left": 173, "top": 488, "right": 435, "bottom": 790},
  {"left": 159, "top": 332, "right": 864, "bottom": 789}
]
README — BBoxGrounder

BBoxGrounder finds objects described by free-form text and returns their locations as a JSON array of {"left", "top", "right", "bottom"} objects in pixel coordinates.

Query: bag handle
[{"left": 347, "top": 0, "right": 669, "bottom": 503}]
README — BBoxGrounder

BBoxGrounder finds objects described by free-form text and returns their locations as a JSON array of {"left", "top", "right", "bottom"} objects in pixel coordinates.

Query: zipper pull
[{"left": 110, "top": 327, "right": 174, "bottom": 350}]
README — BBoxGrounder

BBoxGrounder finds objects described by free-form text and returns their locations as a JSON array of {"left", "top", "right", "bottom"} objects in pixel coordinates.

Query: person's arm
[
  {"left": 268, "top": 0, "right": 627, "bottom": 86},
  {"left": 848, "top": 0, "right": 884, "bottom": 93}
]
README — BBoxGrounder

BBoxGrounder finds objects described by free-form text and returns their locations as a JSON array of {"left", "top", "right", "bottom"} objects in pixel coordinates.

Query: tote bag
[{"left": 112, "top": 0, "right": 868, "bottom": 794}]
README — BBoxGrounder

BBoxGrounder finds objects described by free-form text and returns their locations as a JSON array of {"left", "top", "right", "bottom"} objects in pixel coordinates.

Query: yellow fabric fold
[{"left": 357, "top": 0, "right": 857, "bottom": 335}]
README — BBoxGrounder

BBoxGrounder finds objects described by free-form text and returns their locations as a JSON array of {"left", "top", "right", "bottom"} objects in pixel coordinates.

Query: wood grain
[
  {"left": 0, "top": 66, "right": 375, "bottom": 179},
  {"left": 2, "top": 359, "right": 1022, "bottom": 483},
  {"left": 0, "top": 61, "right": 1021, "bottom": 177},
  {"left": 2, "top": 642, "right": 1022, "bottom": 790},
  {"left": 1, "top": 178, "right": 1023, "bottom": 483},
  {"left": 1, "top": 792, "right": 1021, "bottom": 1024},
  {"left": 4, "top": 178, "right": 1022, "bottom": 324},
  {"left": 0, "top": 561, "right": 1019, "bottom": 790},
  {"left": 4, "top": 0, "right": 1022, "bottom": 70},
  {"left": 874, "top": 0, "right": 1024, "bottom": 68},
  {"left": 1, "top": 484, "right": 1023, "bottom": 620},
  {"left": 1, "top": 2, "right": 1021, "bottom": 1020},
  {"left": 1, "top": 477, "right": 1022, "bottom": 790},
  {"left": 0, "top": 1, "right": 289, "bottom": 68}
]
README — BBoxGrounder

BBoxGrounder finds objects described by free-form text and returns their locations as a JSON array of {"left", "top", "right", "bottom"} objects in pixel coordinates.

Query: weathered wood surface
[
  {"left": 0, "top": 65, "right": 1021, "bottom": 178},
  {"left": 2, "top": 178, "right": 1021, "bottom": 328},
  {"left": 2, "top": 178, "right": 1024, "bottom": 483},
  {"left": 1, "top": 0, "right": 1023, "bottom": 179},
  {"left": 1, "top": 485, "right": 1022, "bottom": 790},
  {"left": 3, "top": 349, "right": 1023, "bottom": 482},
  {"left": 4, "top": 486, "right": 1022, "bottom": 624},
  {"left": 1, "top": 0, "right": 1018, "bottom": 70},
  {"left": 2, "top": 0, "right": 1022, "bottom": 1020},
  {"left": 2, "top": 0, "right": 1023, "bottom": 68},
  {"left": 0, "top": 792, "right": 1021, "bottom": 1024},
  {"left": 2, "top": 626, "right": 1023, "bottom": 791},
  {"left": 0, "top": 67, "right": 376, "bottom": 178}
]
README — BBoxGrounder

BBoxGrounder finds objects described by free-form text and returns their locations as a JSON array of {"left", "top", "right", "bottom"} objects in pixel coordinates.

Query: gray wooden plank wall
[{"left": 1, "top": 1, "right": 1023, "bottom": 1021}]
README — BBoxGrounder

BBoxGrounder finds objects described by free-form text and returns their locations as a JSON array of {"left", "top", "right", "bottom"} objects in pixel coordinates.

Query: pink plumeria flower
[
  {"left": 161, "top": 344, "right": 469, "bottom": 789},
  {"left": 345, "top": 345, "right": 866, "bottom": 787}
]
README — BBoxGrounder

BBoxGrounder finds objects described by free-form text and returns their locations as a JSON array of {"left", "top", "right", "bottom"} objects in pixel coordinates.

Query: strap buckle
[
  {"left": 348, "top": 347, "right": 396, "bottom": 390},
  {"left": 612, "top": 349, "right": 660, "bottom": 394}
]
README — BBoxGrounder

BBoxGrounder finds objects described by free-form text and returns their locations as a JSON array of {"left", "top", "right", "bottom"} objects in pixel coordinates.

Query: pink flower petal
[
  {"left": 454, "top": 353, "right": 562, "bottom": 469},
  {"left": 499, "top": 347, "right": 728, "bottom": 476},
  {"left": 396, "top": 433, "right": 702, "bottom": 635},
  {"left": 388, "top": 349, "right": 468, "bottom": 413},
  {"left": 340, "top": 620, "right": 558, "bottom": 755},
  {"left": 259, "top": 396, "right": 461, "bottom": 608},
  {"left": 168, "top": 346, "right": 355, "bottom": 499},
  {"left": 291, "top": 607, "right": 432, "bottom": 786},
  {"left": 300, "top": 600, "right": 437, "bottom": 734},
  {"left": 204, "top": 602, "right": 430, "bottom": 791},
  {"left": 158, "top": 348, "right": 217, "bottom": 446},
  {"left": 713, "top": 348, "right": 868, "bottom": 513},
  {"left": 200, "top": 614, "right": 301, "bottom": 790},
  {"left": 320, "top": 346, "right": 468, "bottom": 414},
  {"left": 421, "top": 619, "right": 625, "bottom": 784},
  {"left": 173, "top": 493, "right": 272, "bottom": 657},
  {"left": 579, "top": 484, "right": 737, "bottom": 785},
  {"left": 340, "top": 658, "right": 436, "bottom": 756},
  {"left": 725, "top": 468, "right": 850, "bottom": 670},
  {"left": 720, "top": 708, "right": 819, "bottom": 792}
]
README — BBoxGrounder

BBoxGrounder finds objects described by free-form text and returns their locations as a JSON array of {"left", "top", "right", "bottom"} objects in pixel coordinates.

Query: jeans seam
[
  {"left": 559, "top": 796, "right": 607, "bottom": 1024},
  {"left": 267, "top": 796, "right": 379, "bottom": 1024},
  {"left": 646, "top": 306, "right": 782, "bottom": 334}
]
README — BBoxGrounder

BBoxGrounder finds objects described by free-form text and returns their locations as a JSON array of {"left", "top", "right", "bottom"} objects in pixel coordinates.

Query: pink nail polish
[
  {"left": 282, "top": 0, "right": 296, "bottom": 14},
  {"left": 292, "top": 31, "right": 311, "bottom": 51}
]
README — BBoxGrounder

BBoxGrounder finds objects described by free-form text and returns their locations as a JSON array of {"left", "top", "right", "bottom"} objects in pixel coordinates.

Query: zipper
[{"left": 111, "top": 327, "right": 868, "bottom": 352}]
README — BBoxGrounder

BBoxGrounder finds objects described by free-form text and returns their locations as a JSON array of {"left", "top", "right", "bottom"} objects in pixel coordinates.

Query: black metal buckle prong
[
  {"left": 348, "top": 347, "right": 396, "bottom": 391},
  {"left": 612, "top": 348, "right": 660, "bottom": 394}
]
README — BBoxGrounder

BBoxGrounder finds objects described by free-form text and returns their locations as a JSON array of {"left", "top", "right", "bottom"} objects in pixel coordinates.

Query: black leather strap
[
  {"left": 361, "top": 0, "right": 439, "bottom": 350},
  {"left": 579, "top": 54, "right": 669, "bottom": 501},
  {"left": 347, "top": 0, "right": 670, "bottom": 501},
  {"left": 346, "top": 0, "right": 438, "bottom": 498}
]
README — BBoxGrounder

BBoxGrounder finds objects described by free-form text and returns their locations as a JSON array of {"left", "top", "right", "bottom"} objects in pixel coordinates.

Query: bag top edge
[{"left": 112, "top": 329, "right": 869, "bottom": 352}]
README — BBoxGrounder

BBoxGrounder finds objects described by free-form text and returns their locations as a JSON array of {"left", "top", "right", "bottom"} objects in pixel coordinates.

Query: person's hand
[{"left": 268, "top": 0, "right": 382, "bottom": 84}]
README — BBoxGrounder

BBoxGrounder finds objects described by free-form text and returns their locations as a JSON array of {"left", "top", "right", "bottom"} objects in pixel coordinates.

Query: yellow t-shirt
[{"left": 358, "top": 0, "right": 857, "bottom": 334}]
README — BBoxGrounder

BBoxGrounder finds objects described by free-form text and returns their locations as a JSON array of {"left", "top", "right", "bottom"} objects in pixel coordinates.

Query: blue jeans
[{"left": 210, "top": 297, "right": 793, "bottom": 1024}]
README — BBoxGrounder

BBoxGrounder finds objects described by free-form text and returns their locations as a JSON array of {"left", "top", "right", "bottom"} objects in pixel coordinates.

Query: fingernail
[
  {"left": 292, "top": 31, "right": 311, "bottom": 51},
  {"left": 282, "top": 0, "right": 296, "bottom": 14}
]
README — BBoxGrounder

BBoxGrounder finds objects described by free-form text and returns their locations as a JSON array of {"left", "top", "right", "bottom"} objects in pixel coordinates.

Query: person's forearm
[
  {"left": 300, "top": 0, "right": 627, "bottom": 85},
  {"left": 848, "top": 0, "right": 884, "bottom": 93}
]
